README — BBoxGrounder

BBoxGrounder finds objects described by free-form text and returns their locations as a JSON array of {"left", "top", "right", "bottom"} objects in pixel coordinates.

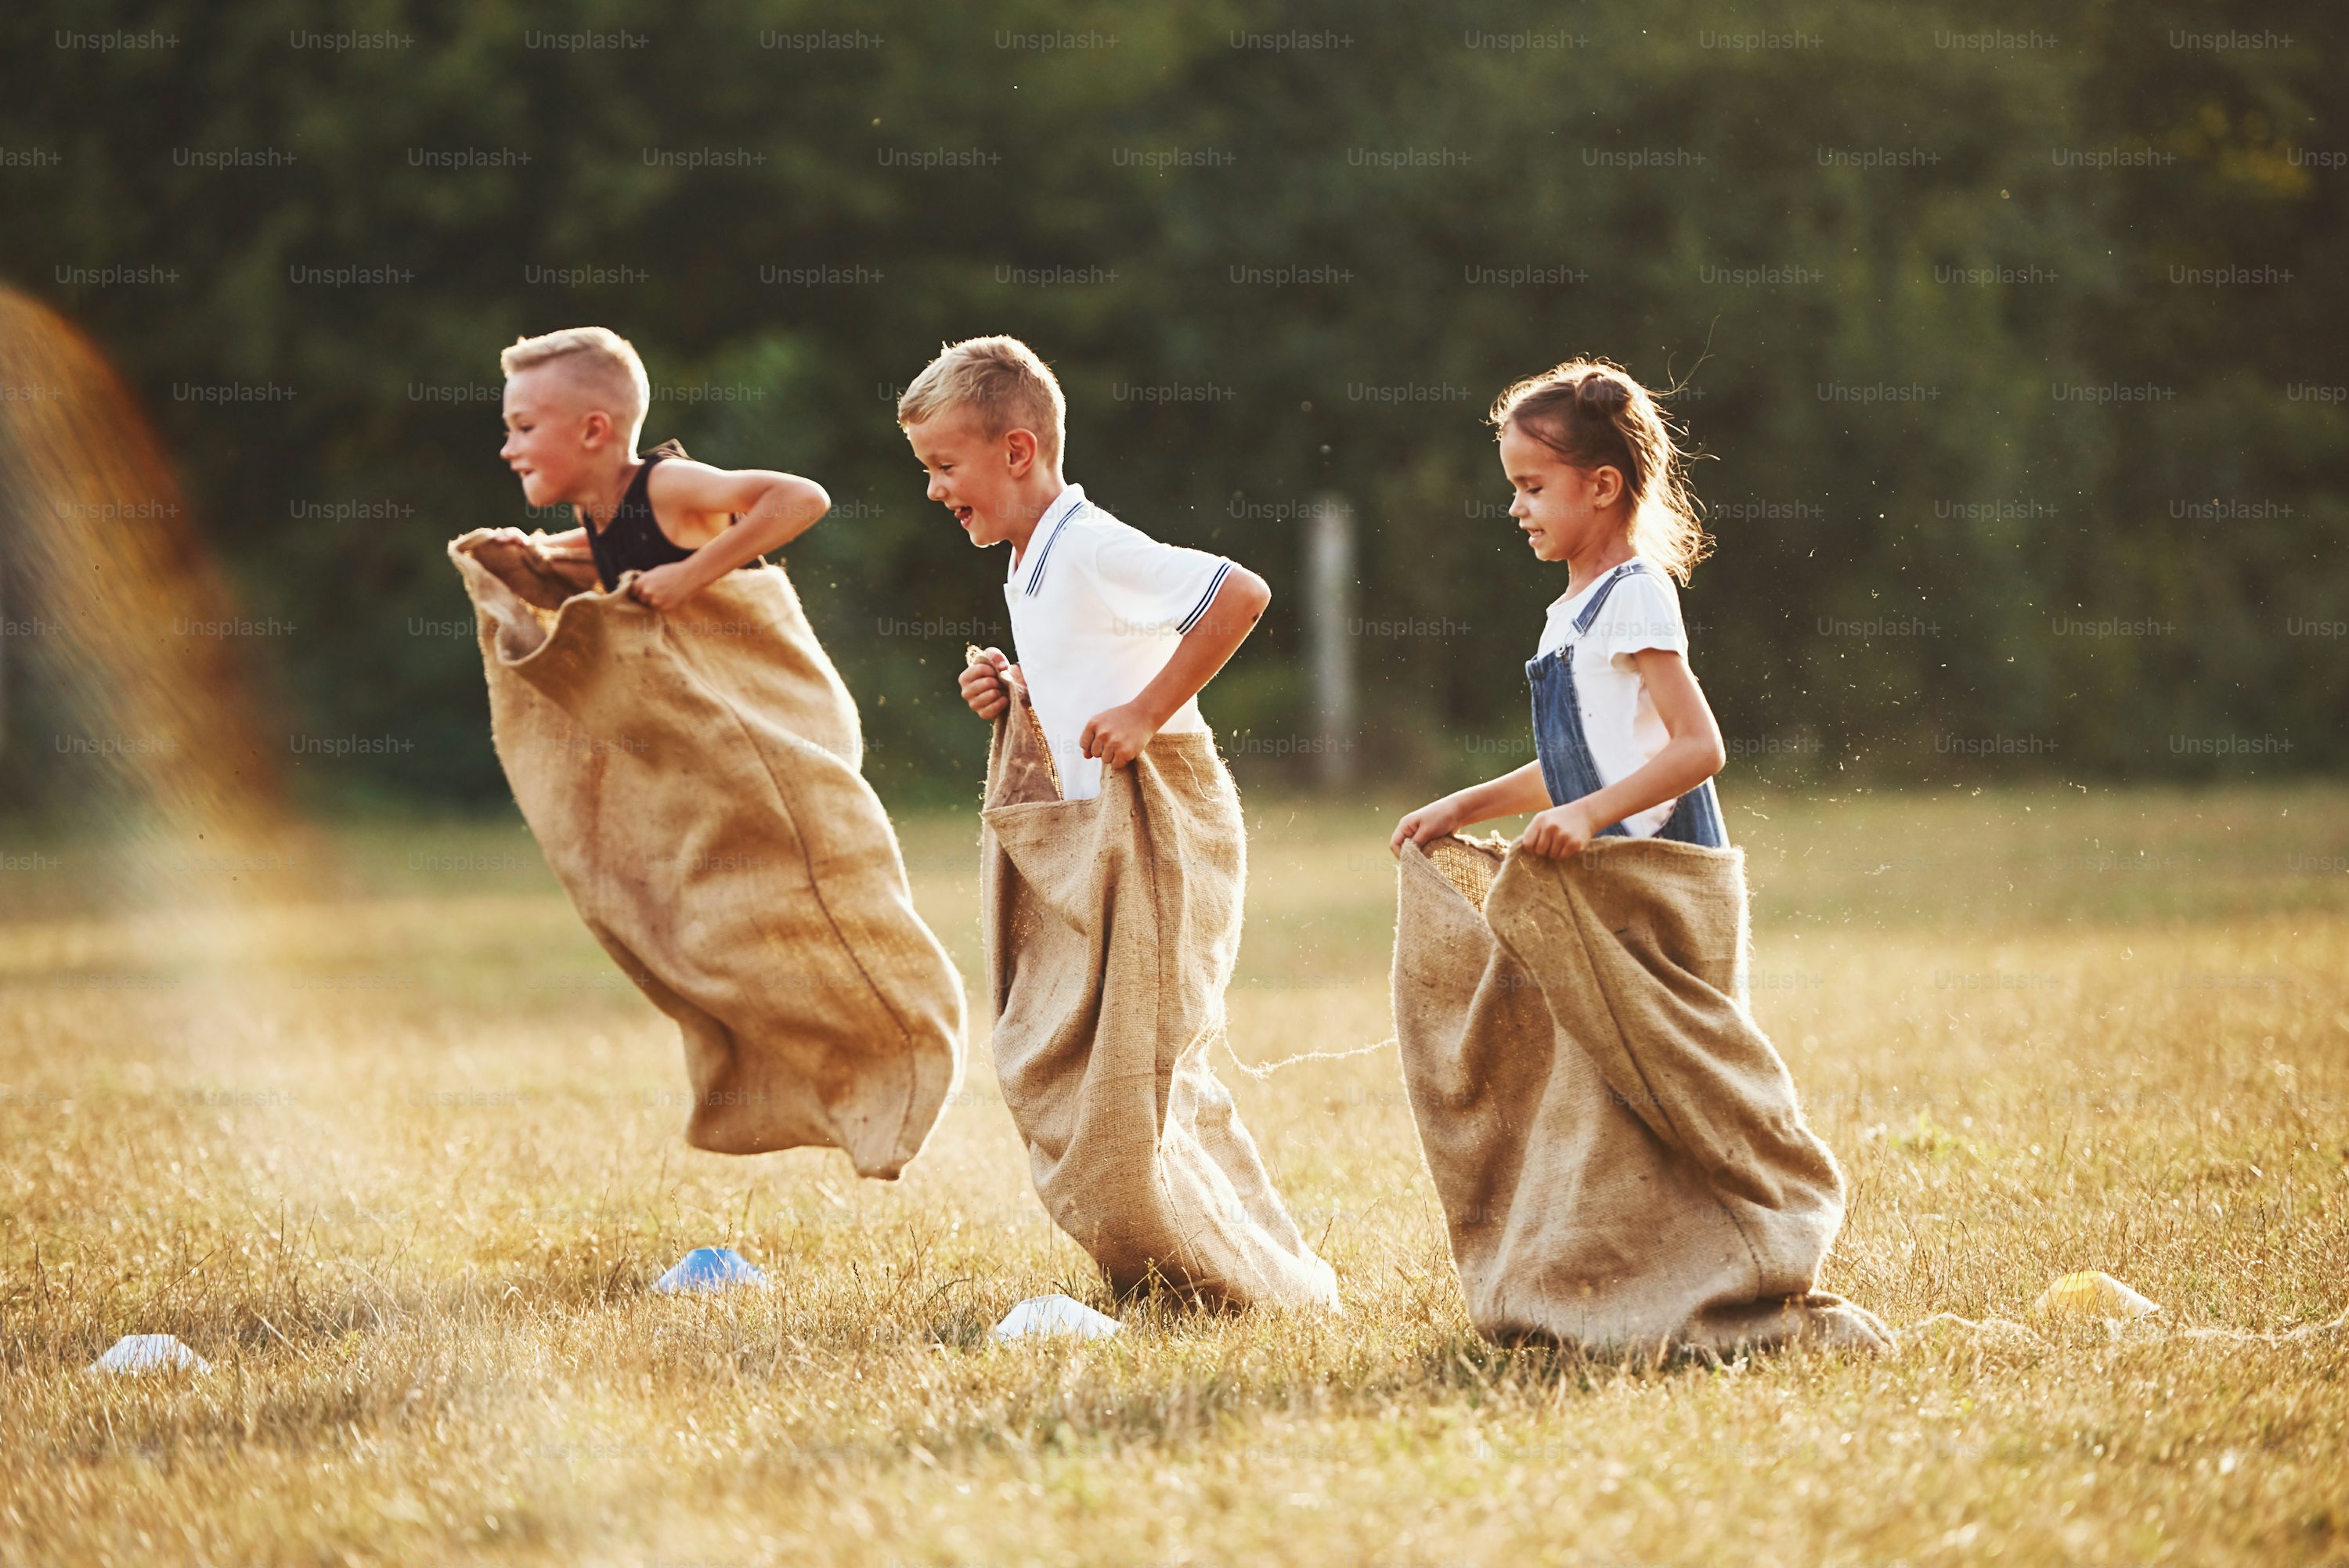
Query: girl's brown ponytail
[{"left": 1489, "top": 358, "right": 1709, "bottom": 583}]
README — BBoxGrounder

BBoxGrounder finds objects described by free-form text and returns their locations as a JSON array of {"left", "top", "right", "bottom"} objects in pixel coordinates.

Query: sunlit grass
[{"left": 2, "top": 783, "right": 2345, "bottom": 1566}]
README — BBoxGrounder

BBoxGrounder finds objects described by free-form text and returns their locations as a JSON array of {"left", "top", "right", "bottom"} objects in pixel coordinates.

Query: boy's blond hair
[
  {"left": 500, "top": 326, "right": 650, "bottom": 444},
  {"left": 897, "top": 336, "right": 1066, "bottom": 460}
]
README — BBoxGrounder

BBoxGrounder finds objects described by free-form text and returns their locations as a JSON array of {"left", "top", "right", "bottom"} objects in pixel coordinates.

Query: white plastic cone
[
  {"left": 992, "top": 1294, "right": 1124, "bottom": 1343},
  {"left": 90, "top": 1334, "right": 210, "bottom": 1374}
]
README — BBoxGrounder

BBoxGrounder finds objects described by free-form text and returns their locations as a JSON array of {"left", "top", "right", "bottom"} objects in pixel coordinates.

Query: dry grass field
[{"left": 2, "top": 782, "right": 2346, "bottom": 1567}]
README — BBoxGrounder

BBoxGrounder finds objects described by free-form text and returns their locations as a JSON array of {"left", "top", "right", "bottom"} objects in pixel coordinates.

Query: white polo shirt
[{"left": 1005, "top": 483, "right": 1233, "bottom": 801}]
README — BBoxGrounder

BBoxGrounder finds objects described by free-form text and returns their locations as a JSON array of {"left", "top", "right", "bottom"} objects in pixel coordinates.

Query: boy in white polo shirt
[
  {"left": 897, "top": 337, "right": 1266, "bottom": 793},
  {"left": 899, "top": 336, "right": 1337, "bottom": 1310}
]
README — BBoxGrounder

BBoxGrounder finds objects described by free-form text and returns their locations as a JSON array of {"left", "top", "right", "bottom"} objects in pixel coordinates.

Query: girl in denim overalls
[{"left": 1395, "top": 359, "right": 1727, "bottom": 857}]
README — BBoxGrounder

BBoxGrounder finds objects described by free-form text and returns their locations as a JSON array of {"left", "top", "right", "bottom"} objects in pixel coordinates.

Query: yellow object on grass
[{"left": 2032, "top": 1271, "right": 2162, "bottom": 1320}]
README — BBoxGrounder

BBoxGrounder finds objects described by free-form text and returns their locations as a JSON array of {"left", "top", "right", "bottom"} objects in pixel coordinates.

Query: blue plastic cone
[{"left": 653, "top": 1246, "right": 767, "bottom": 1293}]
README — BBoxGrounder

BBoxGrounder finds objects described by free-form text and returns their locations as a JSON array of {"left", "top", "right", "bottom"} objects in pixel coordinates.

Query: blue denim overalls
[{"left": 1525, "top": 561, "right": 1728, "bottom": 847}]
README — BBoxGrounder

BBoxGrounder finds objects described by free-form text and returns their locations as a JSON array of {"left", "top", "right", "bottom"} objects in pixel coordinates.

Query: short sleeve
[
  {"left": 1085, "top": 523, "right": 1233, "bottom": 636},
  {"left": 1590, "top": 573, "right": 1688, "bottom": 671}
]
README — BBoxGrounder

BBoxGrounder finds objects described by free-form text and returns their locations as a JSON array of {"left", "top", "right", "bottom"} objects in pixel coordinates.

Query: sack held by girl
[{"left": 1388, "top": 359, "right": 1891, "bottom": 1356}]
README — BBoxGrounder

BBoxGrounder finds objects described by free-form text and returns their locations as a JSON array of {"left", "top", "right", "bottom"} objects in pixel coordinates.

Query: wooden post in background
[{"left": 1304, "top": 493, "right": 1355, "bottom": 788}]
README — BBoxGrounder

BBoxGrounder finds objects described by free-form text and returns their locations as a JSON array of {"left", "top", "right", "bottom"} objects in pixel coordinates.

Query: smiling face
[
  {"left": 500, "top": 365, "right": 620, "bottom": 510},
  {"left": 1499, "top": 417, "right": 1628, "bottom": 564},
  {"left": 903, "top": 407, "right": 1045, "bottom": 549}
]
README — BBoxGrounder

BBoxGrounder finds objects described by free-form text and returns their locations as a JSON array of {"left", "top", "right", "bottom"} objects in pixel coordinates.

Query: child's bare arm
[
  {"left": 467, "top": 528, "right": 595, "bottom": 605},
  {"left": 478, "top": 524, "right": 595, "bottom": 597},
  {"left": 1520, "top": 649, "right": 1725, "bottom": 856},
  {"left": 1392, "top": 762, "right": 1552, "bottom": 854},
  {"left": 482, "top": 524, "right": 586, "bottom": 553},
  {"left": 1080, "top": 566, "right": 1270, "bottom": 768},
  {"left": 627, "top": 460, "right": 832, "bottom": 609}
]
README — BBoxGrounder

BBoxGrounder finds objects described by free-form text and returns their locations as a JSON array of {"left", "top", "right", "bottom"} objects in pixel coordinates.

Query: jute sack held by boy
[
  {"left": 1391, "top": 359, "right": 1890, "bottom": 1354},
  {"left": 450, "top": 326, "right": 964, "bottom": 1181},
  {"left": 902, "top": 335, "right": 1337, "bottom": 1309}
]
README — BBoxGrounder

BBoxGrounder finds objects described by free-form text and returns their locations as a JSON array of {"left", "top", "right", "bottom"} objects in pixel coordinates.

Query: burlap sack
[
  {"left": 448, "top": 532, "right": 963, "bottom": 1180},
  {"left": 978, "top": 676, "right": 1339, "bottom": 1310},
  {"left": 1393, "top": 833, "right": 1892, "bottom": 1355}
]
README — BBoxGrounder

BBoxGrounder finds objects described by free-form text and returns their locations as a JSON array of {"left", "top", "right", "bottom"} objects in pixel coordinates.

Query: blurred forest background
[{"left": 1, "top": 0, "right": 2342, "bottom": 811}]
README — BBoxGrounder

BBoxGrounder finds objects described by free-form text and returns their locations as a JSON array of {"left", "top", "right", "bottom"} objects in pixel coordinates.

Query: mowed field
[{"left": 2, "top": 782, "right": 2346, "bottom": 1568}]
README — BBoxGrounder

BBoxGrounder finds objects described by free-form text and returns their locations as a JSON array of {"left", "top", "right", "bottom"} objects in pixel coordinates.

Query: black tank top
[{"left": 587, "top": 438, "right": 700, "bottom": 591}]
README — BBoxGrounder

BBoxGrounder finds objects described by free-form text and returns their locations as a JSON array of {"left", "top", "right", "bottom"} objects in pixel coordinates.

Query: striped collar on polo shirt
[{"left": 1015, "top": 484, "right": 1090, "bottom": 597}]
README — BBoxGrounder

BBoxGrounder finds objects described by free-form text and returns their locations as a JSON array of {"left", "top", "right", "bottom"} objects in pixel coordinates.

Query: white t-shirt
[
  {"left": 1535, "top": 562, "right": 1690, "bottom": 838},
  {"left": 1005, "top": 484, "right": 1232, "bottom": 801}
]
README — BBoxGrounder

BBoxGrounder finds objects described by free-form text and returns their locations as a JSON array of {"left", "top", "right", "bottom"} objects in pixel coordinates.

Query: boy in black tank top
[{"left": 489, "top": 326, "right": 830, "bottom": 608}]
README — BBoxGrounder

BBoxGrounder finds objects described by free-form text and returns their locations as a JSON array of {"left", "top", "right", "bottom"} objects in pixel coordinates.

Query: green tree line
[{"left": 2, "top": 0, "right": 2342, "bottom": 811}]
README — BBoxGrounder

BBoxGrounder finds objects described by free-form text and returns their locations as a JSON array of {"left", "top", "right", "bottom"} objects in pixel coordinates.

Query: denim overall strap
[{"left": 1524, "top": 561, "right": 1728, "bottom": 848}]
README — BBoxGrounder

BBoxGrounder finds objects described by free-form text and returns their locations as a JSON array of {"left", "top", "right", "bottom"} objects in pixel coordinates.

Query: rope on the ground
[{"left": 1220, "top": 1033, "right": 1398, "bottom": 1080}]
